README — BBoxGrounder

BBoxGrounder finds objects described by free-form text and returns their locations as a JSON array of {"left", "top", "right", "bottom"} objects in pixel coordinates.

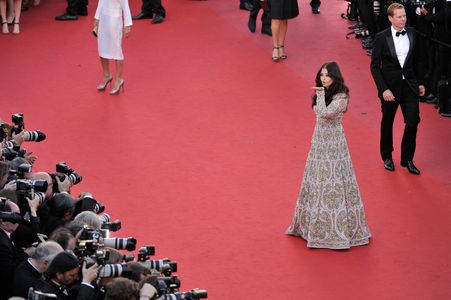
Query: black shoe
[
  {"left": 424, "top": 93, "right": 437, "bottom": 104},
  {"left": 384, "top": 158, "right": 395, "bottom": 171},
  {"left": 312, "top": 7, "right": 320, "bottom": 14},
  {"left": 55, "top": 13, "right": 78, "bottom": 21},
  {"left": 400, "top": 160, "right": 420, "bottom": 175},
  {"left": 151, "top": 15, "right": 164, "bottom": 24},
  {"left": 248, "top": 17, "right": 256, "bottom": 33},
  {"left": 261, "top": 26, "right": 272, "bottom": 36},
  {"left": 132, "top": 12, "right": 152, "bottom": 20},
  {"left": 366, "top": 49, "right": 373, "bottom": 56},
  {"left": 240, "top": 2, "right": 253, "bottom": 11}
]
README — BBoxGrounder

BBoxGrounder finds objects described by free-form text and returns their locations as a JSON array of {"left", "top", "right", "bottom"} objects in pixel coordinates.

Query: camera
[
  {"left": 142, "top": 259, "right": 178, "bottom": 276},
  {"left": 27, "top": 288, "right": 57, "bottom": 300},
  {"left": 137, "top": 245, "right": 156, "bottom": 261},
  {"left": 160, "top": 289, "right": 208, "bottom": 300},
  {"left": 52, "top": 161, "right": 83, "bottom": 185},
  {"left": 98, "top": 263, "right": 132, "bottom": 277},
  {"left": 74, "top": 193, "right": 105, "bottom": 215},
  {"left": 16, "top": 178, "right": 48, "bottom": 205},
  {"left": 399, "top": 0, "right": 435, "bottom": 7},
  {"left": 0, "top": 211, "right": 27, "bottom": 224},
  {"left": 355, "top": 28, "right": 370, "bottom": 39},
  {"left": 11, "top": 113, "right": 46, "bottom": 142},
  {"left": 78, "top": 226, "right": 104, "bottom": 242},
  {"left": 104, "top": 237, "right": 137, "bottom": 251},
  {"left": 99, "top": 213, "right": 122, "bottom": 232},
  {"left": 1, "top": 140, "right": 26, "bottom": 160}
]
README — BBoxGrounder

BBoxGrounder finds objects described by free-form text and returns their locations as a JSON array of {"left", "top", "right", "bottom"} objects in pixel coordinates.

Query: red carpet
[{"left": 2, "top": 0, "right": 451, "bottom": 299}]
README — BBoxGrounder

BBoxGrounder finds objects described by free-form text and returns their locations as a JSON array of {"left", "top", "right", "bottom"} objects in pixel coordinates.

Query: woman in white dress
[
  {"left": 93, "top": 0, "right": 132, "bottom": 94},
  {"left": 286, "top": 62, "right": 371, "bottom": 249}
]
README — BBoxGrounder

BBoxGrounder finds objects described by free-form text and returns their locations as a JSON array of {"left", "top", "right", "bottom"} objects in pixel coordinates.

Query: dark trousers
[
  {"left": 356, "top": 0, "right": 376, "bottom": 38},
  {"left": 250, "top": 0, "right": 270, "bottom": 29},
  {"left": 142, "top": 0, "right": 166, "bottom": 17},
  {"left": 380, "top": 81, "right": 420, "bottom": 163},
  {"left": 310, "top": 0, "right": 320, "bottom": 8},
  {"left": 67, "top": 0, "right": 87, "bottom": 15}
]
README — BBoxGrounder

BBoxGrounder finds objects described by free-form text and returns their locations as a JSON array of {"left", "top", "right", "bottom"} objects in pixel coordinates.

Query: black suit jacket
[
  {"left": 13, "top": 259, "right": 43, "bottom": 298},
  {"left": 34, "top": 278, "right": 97, "bottom": 300},
  {"left": 0, "top": 229, "right": 29, "bottom": 300},
  {"left": 370, "top": 27, "right": 425, "bottom": 99}
]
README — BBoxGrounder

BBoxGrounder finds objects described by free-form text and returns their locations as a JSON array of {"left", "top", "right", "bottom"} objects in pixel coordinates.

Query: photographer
[
  {"left": 12, "top": 241, "right": 64, "bottom": 298},
  {"left": 0, "top": 199, "right": 31, "bottom": 300},
  {"left": 420, "top": 0, "right": 451, "bottom": 114},
  {"left": 104, "top": 277, "right": 140, "bottom": 300},
  {"left": 34, "top": 251, "right": 99, "bottom": 300},
  {"left": 42, "top": 193, "right": 76, "bottom": 235}
]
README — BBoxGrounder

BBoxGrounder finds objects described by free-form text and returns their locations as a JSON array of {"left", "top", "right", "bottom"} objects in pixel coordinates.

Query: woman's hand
[
  {"left": 124, "top": 26, "right": 131, "bottom": 38},
  {"left": 312, "top": 87, "right": 325, "bottom": 91},
  {"left": 93, "top": 20, "right": 99, "bottom": 36}
]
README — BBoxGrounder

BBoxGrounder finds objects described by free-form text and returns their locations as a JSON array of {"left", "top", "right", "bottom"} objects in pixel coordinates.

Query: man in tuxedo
[
  {"left": 132, "top": 0, "right": 166, "bottom": 25},
  {"left": 12, "top": 241, "right": 64, "bottom": 298},
  {"left": 0, "top": 199, "right": 29, "bottom": 300},
  {"left": 370, "top": 2, "right": 425, "bottom": 175}
]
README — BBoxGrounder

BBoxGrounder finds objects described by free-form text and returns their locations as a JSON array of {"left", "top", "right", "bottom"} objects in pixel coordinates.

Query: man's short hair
[
  {"left": 105, "top": 277, "right": 139, "bottom": 300},
  {"left": 32, "top": 241, "right": 64, "bottom": 262},
  {"left": 387, "top": 3, "right": 404, "bottom": 17},
  {"left": 49, "top": 227, "right": 75, "bottom": 250},
  {"left": 74, "top": 211, "right": 101, "bottom": 230}
]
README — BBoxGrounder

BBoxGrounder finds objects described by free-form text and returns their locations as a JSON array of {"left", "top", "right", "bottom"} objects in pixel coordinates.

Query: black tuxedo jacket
[
  {"left": 370, "top": 27, "right": 425, "bottom": 99},
  {"left": 13, "top": 259, "right": 43, "bottom": 298},
  {"left": 0, "top": 229, "right": 29, "bottom": 300}
]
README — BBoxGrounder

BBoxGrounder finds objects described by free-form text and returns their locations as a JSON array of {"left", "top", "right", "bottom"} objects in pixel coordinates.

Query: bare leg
[
  {"left": 271, "top": 19, "right": 281, "bottom": 59},
  {"left": 278, "top": 20, "right": 288, "bottom": 57},
  {"left": 6, "top": 0, "right": 13, "bottom": 22},
  {"left": 12, "top": 0, "right": 20, "bottom": 34},
  {"left": 114, "top": 59, "right": 124, "bottom": 87},
  {"left": 97, "top": 57, "right": 112, "bottom": 90},
  {"left": 1, "top": 0, "right": 9, "bottom": 34}
]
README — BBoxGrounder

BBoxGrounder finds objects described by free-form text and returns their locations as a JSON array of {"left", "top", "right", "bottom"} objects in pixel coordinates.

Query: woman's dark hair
[{"left": 312, "top": 62, "right": 349, "bottom": 108}]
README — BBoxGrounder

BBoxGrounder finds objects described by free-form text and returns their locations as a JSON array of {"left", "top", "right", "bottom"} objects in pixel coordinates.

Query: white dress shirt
[{"left": 391, "top": 26, "right": 410, "bottom": 68}]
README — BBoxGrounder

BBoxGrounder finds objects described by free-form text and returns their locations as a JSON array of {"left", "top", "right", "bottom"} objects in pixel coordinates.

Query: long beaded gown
[{"left": 286, "top": 90, "right": 371, "bottom": 249}]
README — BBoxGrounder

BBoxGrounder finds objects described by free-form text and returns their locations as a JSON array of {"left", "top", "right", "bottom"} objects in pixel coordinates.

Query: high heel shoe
[
  {"left": 279, "top": 45, "right": 287, "bottom": 59},
  {"left": 110, "top": 79, "right": 124, "bottom": 95},
  {"left": 2, "top": 22, "right": 9, "bottom": 34},
  {"left": 272, "top": 46, "right": 279, "bottom": 62},
  {"left": 12, "top": 22, "right": 20, "bottom": 35},
  {"left": 7, "top": 15, "right": 14, "bottom": 25},
  {"left": 97, "top": 75, "right": 113, "bottom": 91}
]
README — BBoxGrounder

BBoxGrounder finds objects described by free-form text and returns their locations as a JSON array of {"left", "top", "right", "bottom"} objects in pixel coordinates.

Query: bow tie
[{"left": 396, "top": 30, "right": 407, "bottom": 37}]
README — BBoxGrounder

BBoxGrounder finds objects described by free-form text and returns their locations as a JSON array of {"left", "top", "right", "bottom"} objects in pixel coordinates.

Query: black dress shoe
[
  {"left": 132, "top": 12, "right": 152, "bottom": 20},
  {"left": 248, "top": 17, "right": 256, "bottom": 33},
  {"left": 239, "top": 2, "right": 253, "bottom": 11},
  {"left": 401, "top": 161, "right": 420, "bottom": 175},
  {"left": 312, "top": 7, "right": 320, "bottom": 14},
  {"left": 55, "top": 13, "right": 78, "bottom": 21},
  {"left": 384, "top": 158, "right": 395, "bottom": 171},
  {"left": 261, "top": 26, "right": 272, "bottom": 36},
  {"left": 151, "top": 15, "right": 164, "bottom": 24}
]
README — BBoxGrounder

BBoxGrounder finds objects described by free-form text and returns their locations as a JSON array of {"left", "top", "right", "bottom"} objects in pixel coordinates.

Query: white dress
[{"left": 94, "top": 0, "right": 132, "bottom": 60}]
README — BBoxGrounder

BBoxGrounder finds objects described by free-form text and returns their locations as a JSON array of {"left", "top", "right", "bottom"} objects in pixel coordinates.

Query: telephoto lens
[
  {"left": 103, "top": 237, "right": 137, "bottom": 251},
  {"left": 23, "top": 130, "right": 46, "bottom": 142}
]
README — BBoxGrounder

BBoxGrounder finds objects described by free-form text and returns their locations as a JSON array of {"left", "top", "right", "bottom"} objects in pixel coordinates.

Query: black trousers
[
  {"left": 356, "top": 0, "right": 376, "bottom": 38},
  {"left": 380, "top": 81, "right": 420, "bottom": 163},
  {"left": 67, "top": 0, "right": 87, "bottom": 15},
  {"left": 250, "top": 0, "right": 270, "bottom": 28},
  {"left": 310, "top": 0, "right": 320, "bottom": 8},
  {"left": 142, "top": 0, "right": 166, "bottom": 17}
]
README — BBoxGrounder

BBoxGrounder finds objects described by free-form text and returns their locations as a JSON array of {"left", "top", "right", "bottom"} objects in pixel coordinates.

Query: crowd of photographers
[
  {"left": 0, "top": 114, "right": 207, "bottom": 300},
  {"left": 345, "top": 0, "right": 451, "bottom": 117}
]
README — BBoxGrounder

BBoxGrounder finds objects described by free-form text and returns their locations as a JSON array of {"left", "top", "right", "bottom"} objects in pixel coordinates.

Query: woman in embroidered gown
[
  {"left": 286, "top": 62, "right": 371, "bottom": 249},
  {"left": 93, "top": 0, "right": 132, "bottom": 94}
]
